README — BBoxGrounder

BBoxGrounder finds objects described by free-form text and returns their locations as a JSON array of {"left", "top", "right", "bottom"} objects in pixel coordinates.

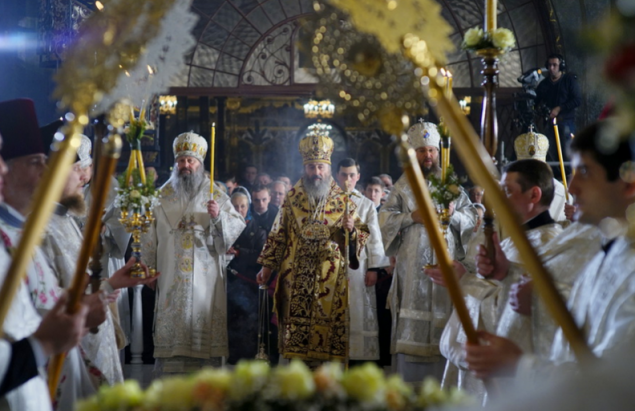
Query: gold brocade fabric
[{"left": 258, "top": 180, "right": 369, "bottom": 361}]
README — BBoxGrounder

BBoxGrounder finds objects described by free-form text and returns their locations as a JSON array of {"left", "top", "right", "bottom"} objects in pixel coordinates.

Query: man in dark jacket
[
  {"left": 227, "top": 191, "right": 268, "bottom": 364},
  {"left": 535, "top": 53, "right": 581, "bottom": 161},
  {"left": 250, "top": 185, "right": 278, "bottom": 234}
]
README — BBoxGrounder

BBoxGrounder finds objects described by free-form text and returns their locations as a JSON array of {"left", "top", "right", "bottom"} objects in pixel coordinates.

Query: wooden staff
[
  {"left": 0, "top": 121, "right": 84, "bottom": 335},
  {"left": 48, "top": 132, "right": 122, "bottom": 399},
  {"left": 403, "top": 36, "right": 593, "bottom": 363},
  {"left": 397, "top": 135, "right": 479, "bottom": 346},
  {"left": 88, "top": 117, "right": 108, "bottom": 334},
  {"left": 553, "top": 118, "right": 570, "bottom": 201}
]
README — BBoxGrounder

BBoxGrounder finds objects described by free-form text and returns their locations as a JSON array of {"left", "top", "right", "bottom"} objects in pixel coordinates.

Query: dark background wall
[
  {"left": 550, "top": 0, "right": 613, "bottom": 124},
  {"left": 0, "top": 0, "right": 60, "bottom": 124}
]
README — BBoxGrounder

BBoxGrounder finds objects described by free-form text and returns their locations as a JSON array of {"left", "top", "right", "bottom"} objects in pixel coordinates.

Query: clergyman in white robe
[
  {"left": 0, "top": 243, "right": 50, "bottom": 411},
  {"left": 0, "top": 204, "right": 101, "bottom": 410},
  {"left": 142, "top": 177, "right": 244, "bottom": 373},
  {"left": 348, "top": 189, "right": 389, "bottom": 361},
  {"left": 440, "top": 210, "right": 561, "bottom": 403},
  {"left": 40, "top": 203, "right": 123, "bottom": 385}
]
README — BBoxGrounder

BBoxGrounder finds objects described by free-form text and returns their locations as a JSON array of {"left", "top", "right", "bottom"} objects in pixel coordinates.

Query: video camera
[
  {"left": 517, "top": 68, "right": 544, "bottom": 97},
  {"left": 513, "top": 68, "right": 549, "bottom": 131}
]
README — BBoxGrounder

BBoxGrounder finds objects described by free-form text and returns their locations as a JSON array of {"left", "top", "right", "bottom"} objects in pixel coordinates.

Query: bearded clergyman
[
  {"left": 379, "top": 121, "right": 477, "bottom": 382},
  {"left": 142, "top": 132, "right": 245, "bottom": 374},
  {"left": 40, "top": 135, "right": 128, "bottom": 389},
  {"left": 256, "top": 128, "right": 370, "bottom": 364}
]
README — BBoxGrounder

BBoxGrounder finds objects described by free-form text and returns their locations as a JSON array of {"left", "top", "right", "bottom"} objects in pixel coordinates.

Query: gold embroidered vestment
[{"left": 258, "top": 180, "right": 369, "bottom": 361}]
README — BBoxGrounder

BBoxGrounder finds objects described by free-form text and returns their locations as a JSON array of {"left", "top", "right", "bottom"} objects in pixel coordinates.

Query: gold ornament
[
  {"left": 327, "top": 0, "right": 454, "bottom": 64},
  {"left": 349, "top": 41, "right": 383, "bottom": 77},
  {"left": 306, "top": 3, "right": 425, "bottom": 127}
]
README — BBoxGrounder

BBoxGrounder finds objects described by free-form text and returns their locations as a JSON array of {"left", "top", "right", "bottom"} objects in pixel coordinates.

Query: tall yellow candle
[
  {"left": 486, "top": 0, "right": 497, "bottom": 32},
  {"left": 552, "top": 119, "right": 569, "bottom": 202},
  {"left": 210, "top": 123, "right": 215, "bottom": 195}
]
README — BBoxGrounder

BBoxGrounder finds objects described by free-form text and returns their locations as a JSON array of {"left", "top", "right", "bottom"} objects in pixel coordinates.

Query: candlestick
[
  {"left": 210, "top": 123, "right": 216, "bottom": 195},
  {"left": 552, "top": 119, "right": 569, "bottom": 201},
  {"left": 441, "top": 137, "right": 450, "bottom": 183},
  {"left": 486, "top": 0, "right": 497, "bottom": 32}
]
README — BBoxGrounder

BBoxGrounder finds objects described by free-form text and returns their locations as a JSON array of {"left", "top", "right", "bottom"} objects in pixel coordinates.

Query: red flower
[{"left": 604, "top": 43, "right": 635, "bottom": 86}]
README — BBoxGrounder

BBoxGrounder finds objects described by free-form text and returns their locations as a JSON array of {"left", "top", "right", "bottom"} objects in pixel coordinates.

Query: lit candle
[
  {"left": 486, "top": 0, "right": 497, "bottom": 32},
  {"left": 441, "top": 137, "right": 450, "bottom": 184},
  {"left": 552, "top": 119, "right": 569, "bottom": 202},
  {"left": 210, "top": 123, "right": 215, "bottom": 195},
  {"left": 447, "top": 70, "right": 453, "bottom": 94}
]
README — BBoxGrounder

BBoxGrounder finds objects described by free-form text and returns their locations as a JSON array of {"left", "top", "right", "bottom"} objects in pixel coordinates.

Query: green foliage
[
  {"left": 125, "top": 117, "right": 147, "bottom": 146},
  {"left": 427, "top": 164, "right": 463, "bottom": 209}
]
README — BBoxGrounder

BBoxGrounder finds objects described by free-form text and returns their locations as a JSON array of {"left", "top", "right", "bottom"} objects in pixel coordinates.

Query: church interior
[
  {"left": 1, "top": 0, "right": 632, "bottom": 410},
  {"left": 1, "top": 0, "right": 611, "bottom": 183}
]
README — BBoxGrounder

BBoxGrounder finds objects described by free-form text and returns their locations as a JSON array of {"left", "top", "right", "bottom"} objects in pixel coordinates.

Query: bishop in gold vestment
[{"left": 257, "top": 128, "right": 369, "bottom": 362}]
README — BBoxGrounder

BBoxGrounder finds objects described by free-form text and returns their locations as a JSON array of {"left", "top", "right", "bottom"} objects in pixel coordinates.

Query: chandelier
[
  {"left": 303, "top": 99, "right": 335, "bottom": 119},
  {"left": 158, "top": 95, "right": 177, "bottom": 115},
  {"left": 306, "top": 122, "right": 333, "bottom": 138}
]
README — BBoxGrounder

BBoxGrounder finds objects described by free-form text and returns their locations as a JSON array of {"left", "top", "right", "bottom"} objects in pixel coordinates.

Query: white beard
[
  {"left": 303, "top": 174, "right": 332, "bottom": 202},
  {"left": 171, "top": 166, "right": 205, "bottom": 199}
]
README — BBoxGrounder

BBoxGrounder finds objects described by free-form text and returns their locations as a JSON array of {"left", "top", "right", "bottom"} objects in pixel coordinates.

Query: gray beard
[
  {"left": 302, "top": 174, "right": 332, "bottom": 202},
  {"left": 171, "top": 166, "right": 205, "bottom": 199}
]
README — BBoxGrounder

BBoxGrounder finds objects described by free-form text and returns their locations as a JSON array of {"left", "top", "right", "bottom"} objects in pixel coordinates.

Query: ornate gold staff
[
  {"left": 553, "top": 118, "right": 570, "bottom": 201},
  {"left": 342, "top": 189, "right": 360, "bottom": 369},
  {"left": 322, "top": 0, "right": 591, "bottom": 364},
  {"left": 402, "top": 34, "right": 593, "bottom": 363},
  {"left": 0, "top": 120, "right": 84, "bottom": 335},
  {"left": 48, "top": 132, "right": 122, "bottom": 399},
  {"left": 344, "top": 191, "right": 350, "bottom": 370}
]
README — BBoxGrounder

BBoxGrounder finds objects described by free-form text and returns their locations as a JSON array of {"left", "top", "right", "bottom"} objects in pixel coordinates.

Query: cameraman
[{"left": 535, "top": 53, "right": 581, "bottom": 161}]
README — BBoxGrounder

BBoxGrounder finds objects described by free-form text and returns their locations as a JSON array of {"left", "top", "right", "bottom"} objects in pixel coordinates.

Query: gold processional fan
[
  {"left": 312, "top": 0, "right": 594, "bottom": 364},
  {"left": 304, "top": 2, "right": 433, "bottom": 133}
]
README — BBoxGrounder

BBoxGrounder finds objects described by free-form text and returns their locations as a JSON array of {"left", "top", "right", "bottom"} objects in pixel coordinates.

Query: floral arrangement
[
  {"left": 123, "top": 106, "right": 154, "bottom": 149},
  {"left": 112, "top": 104, "right": 160, "bottom": 214},
  {"left": 75, "top": 360, "right": 471, "bottom": 411},
  {"left": 462, "top": 27, "right": 516, "bottom": 53},
  {"left": 114, "top": 169, "right": 160, "bottom": 213},
  {"left": 428, "top": 164, "right": 463, "bottom": 209},
  {"left": 585, "top": 9, "right": 635, "bottom": 134}
]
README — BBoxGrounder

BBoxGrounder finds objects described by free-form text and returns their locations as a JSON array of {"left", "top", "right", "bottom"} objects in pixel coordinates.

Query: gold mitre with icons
[
  {"left": 173, "top": 131, "right": 208, "bottom": 163},
  {"left": 514, "top": 125, "right": 549, "bottom": 162},
  {"left": 299, "top": 123, "right": 334, "bottom": 165}
]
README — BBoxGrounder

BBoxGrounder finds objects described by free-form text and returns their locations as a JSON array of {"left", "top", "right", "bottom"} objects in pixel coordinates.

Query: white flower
[
  {"left": 448, "top": 184, "right": 460, "bottom": 195},
  {"left": 463, "top": 27, "right": 484, "bottom": 47},
  {"left": 228, "top": 361, "right": 270, "bottom": 400},
  {"left": 491, "top": 28, "right": 516, "bottom": 50},
  {"left": 341, "top": 362, "right": 386, "bottom": 403},
  {"left": 268, "top": 359, "right": 315, "bottom": 400},
  {"left": 130, "top": 190, "right": 141, "bottom": 200}
]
